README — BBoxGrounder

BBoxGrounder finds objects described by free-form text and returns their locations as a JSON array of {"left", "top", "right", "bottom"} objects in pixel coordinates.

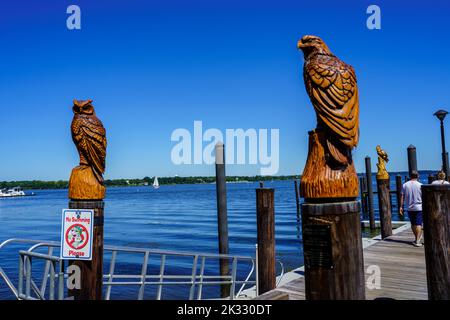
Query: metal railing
[{"left": 0, "top": 238, "right": 284, "bottom": 300}]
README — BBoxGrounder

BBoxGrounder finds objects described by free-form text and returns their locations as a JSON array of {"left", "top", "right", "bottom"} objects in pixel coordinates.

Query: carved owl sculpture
[
  {"left": 69, "top": 99, "right": 107, "bottom": 200},
  {"left": 298, "top": 35, "right": 359, "bottom": 166}
]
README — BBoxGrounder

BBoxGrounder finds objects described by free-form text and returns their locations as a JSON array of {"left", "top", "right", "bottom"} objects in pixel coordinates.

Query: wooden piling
[
  {"left": 294, "top": 180, "right": 300, "bottom": 217},
  {"left": 376, "top": 179, "right": 392, "bottom": 239},
  {"left": 359, "top": 177, "right": 367, "bottom": 214},
  {"left": 301, "top": 201, "right": 365, "bottom": 300},
  {"left": 428, "top": 174, "right": 436, "bottom": 184},
  {"left": 407, "top": 145, "right": 418, "bottom": 178},
  {"left": 444, "top": 152, "right": 450, "bottom": 182},
  {"left": 68, "top": 200, "right": 104, "bottom": 300},
  {"left": 365, "top": 157, "right": 376, "bottom": 230},
  {"left": 256, "top": 188, "right": 276, "bottom": 294},
  {"left": 395, "top": 175, "right": 403, "bottom": 215},
  {"left": 422, "top": 184, "right": 450, "bottom": 300},
  {"left": 215, "top": 142, "right": 229, "bottom": 298}
]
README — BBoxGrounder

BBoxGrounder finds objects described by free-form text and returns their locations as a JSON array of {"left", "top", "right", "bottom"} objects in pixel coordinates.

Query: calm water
[{"left": 0, "top": 175, "right": 418, "bottom": 299}]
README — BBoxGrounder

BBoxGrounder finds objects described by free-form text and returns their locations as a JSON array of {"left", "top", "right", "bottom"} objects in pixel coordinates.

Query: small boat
[
  {"left": 0, "top": 187, "right": 26, "bottom": 198},
  {"left": 0, "top": 189, "right": 11, "bottom": 197},
  {"left": 152, "top": 177, "right": 160, "bottom": 189}
]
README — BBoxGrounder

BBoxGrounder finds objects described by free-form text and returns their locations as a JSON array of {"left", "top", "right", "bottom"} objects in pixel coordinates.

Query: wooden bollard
[
  {"left": 365, "top": 157, "right": 376, "bottom": 229},
  {"left": 68, "top": 200, "right": 104, "bottom": 300},
  {"left": 215, "top": 142, "right": 229, "bottom": 298},
  {"left": 422, "top": 184, "right": 450, "bottom": 300},
  {"left": 407, "top": 145, "right": 418, "bottom": 179},
  {"left": 294, "top": 180, "right": 300, "bottom": 217},
  {"left": 395, "top": 175, "right": 403, "bottom": 215},
  {"left": 376, "top": 179, "right": 392, "bottom": 239},
  {"left": 256, "top": 188, "right": 276, "bottom": 294},
  {"left": 301, "top": 201, "right": 365, "bottom": 300},
  {"left": 445, "top": 152, "right": 450, "bottom": 182},
  {"left": 359, "top": 177, "right": 367, "bottom": 214}
]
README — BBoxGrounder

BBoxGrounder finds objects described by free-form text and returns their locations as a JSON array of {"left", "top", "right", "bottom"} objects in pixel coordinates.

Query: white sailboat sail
[{"left": 153, "top": 176, "right": 160, "bottom": 189}]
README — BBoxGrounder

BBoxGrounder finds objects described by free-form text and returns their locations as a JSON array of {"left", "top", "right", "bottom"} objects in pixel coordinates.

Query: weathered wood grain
[
  {"left": 256, "top": 188, "right": 276, "bottom": 294},
  {"left": 422, "top": 185, "right": 450, "bottom": 300}
]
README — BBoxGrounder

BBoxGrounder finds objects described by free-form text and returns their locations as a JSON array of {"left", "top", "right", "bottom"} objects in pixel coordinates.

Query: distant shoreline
[{"left": 0, "top": 171, "right": 438, "bottom": 190}]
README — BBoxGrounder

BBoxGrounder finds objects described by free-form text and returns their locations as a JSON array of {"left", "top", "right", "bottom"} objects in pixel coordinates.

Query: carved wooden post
[
  {"left": 298, "top": 35, "right": 365, "bottom": 300},
  {"left": 365, "top": 156, "right": 376, "bottom": 230},
  {"left": 407, "top": 145, "right": 418, "bottom": 178},
  {"left": 395, "top": 175, "right": 403, "bottom": 215},
  {"left": 302, "top": 202, "right": 364, "bottom": 299},
  {"left": 215, "top": 142, "right": 230, "bottom": 298},
  {"left": 68, "top": 99, "right": 106, "bottom": 300},
  {"left": 375, "top": 145, "right": 392, "bottom": 239},
  {"left": 376, "top": 179, "right": 392, "bottom": 239},
  {"left": 256, "top": 188, "right": 276, "bottom": 294},
  {"left": 422, "top": 184, "right": 450, "bottom": 300}
]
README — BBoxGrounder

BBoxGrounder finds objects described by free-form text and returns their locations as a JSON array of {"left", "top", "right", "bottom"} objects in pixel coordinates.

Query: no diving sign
[{"left": 61, "top": 209, "right": 94, "bottom": 260}]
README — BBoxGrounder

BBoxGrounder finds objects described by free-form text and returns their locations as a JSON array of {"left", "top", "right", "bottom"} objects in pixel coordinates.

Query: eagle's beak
[{"left": 297, "top": 39, "right": 305, "bottom": 49}]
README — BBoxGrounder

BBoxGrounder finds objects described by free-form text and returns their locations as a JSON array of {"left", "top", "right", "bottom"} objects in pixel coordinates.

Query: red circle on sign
[{"left": 65, "top": 223, "right": 89, "bottom": 250}]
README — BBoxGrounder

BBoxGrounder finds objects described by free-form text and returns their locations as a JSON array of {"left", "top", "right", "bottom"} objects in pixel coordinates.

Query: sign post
[
  {"left": 66, "top": 201, "right": 105, "bottom": 300},
  {"left": 61, "top": 209, "right": 94, "bottom": 260}
]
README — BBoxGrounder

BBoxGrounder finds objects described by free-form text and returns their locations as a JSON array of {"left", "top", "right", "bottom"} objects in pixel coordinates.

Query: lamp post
[{"left": 434, "top": 109, "right": 449, "bottom": 180}]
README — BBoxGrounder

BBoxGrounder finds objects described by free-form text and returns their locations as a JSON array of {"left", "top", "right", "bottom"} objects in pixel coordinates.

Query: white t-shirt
[
  {"left": 402, "top": 180, "right": 422, "bottom": 211},
  {"left": 431, "top": 179, "right": 450, "bottom": 185}
]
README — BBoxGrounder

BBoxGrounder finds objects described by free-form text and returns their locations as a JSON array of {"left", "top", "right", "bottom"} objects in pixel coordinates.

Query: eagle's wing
[
  {"left": 71, "top": 116, "right": 107, "bottom": 183},
  {"left": 304, "top": 55, "right": 359, "bottom": 148}
]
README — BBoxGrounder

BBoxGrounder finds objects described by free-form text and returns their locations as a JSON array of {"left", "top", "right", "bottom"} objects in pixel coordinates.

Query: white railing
[{"left": 0, "top": 238, "right": 284, "bottom": 300}]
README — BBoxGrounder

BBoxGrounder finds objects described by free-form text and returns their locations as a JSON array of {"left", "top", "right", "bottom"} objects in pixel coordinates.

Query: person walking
[
  {"left": 400, "top": 171, "right": 423, "bottom": 247},
  {"left": 431, "top": 171, "right": 450, "bottom": 185}
]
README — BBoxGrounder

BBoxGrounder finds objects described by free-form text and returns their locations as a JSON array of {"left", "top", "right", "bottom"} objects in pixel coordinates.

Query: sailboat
[{"left": 152, "top": 176, "right": 160, "bottom": 189}]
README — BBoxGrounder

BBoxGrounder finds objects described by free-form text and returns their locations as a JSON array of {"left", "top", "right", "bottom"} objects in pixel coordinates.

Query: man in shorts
[{"left": 400, "top": 171, "right": 423, "bottom": 247}]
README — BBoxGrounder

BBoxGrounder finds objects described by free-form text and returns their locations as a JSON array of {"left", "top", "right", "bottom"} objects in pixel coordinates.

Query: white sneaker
[{"left": 413, "top": 241, "right": 423, "bottom": 247}]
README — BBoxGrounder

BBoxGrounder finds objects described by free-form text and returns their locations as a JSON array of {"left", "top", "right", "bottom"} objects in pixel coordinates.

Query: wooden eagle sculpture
[
  {"left": 68, "top": 99, "right": 107, "bottom": 200},
  {"left": 376, "top": 145, "right": 389, "bottom": 180},
  {"left": 298, "top": 35, "right": 360, "bottom": 199}
]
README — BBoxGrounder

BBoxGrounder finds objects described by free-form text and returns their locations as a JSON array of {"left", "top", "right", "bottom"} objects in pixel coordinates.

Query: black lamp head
[{"left": 434, "top": 109, "right": 449, "bottom": 121}]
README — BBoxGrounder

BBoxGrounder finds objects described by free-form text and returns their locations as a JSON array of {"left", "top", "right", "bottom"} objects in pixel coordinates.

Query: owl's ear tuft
[{"left": 73, "top": 99, "right": 84, "bottom": 107}]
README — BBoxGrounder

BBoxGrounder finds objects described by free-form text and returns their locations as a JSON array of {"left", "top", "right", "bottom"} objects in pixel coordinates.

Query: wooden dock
[{"left": 255, "top": 226, "right": 428, "bottom": 300}]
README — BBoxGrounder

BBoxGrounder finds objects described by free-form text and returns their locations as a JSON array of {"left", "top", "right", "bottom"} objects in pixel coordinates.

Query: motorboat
[{"left": 0, "top": 187, "right": 26, "bottom": 198}]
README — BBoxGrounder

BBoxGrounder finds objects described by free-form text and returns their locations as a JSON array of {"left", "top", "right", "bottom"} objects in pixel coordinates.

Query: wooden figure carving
[
  {"left": 68, "top": 99, "right": 107, "bottom": 200},
  {"left": 376, "top": 145, "right": 389, "bottom": 180},
  {"left": 298, "top": 35, "right": 359, "bottom": 200}
]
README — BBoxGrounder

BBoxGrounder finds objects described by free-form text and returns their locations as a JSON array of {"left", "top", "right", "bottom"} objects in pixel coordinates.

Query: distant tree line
[{"left": 0, "top": 175, "right": 300, "bottom": 190}]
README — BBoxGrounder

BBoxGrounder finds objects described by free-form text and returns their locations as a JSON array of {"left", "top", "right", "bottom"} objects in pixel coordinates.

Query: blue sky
[{"left": 0, "top": 0, "right": 449, "bottom": 180}]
